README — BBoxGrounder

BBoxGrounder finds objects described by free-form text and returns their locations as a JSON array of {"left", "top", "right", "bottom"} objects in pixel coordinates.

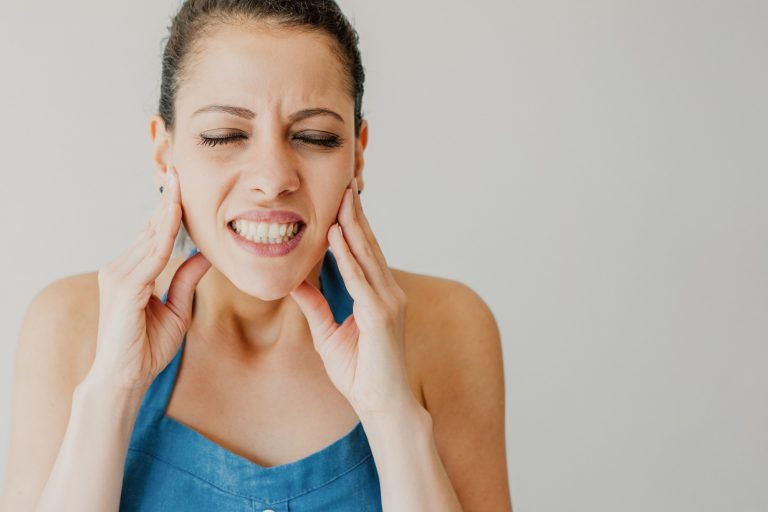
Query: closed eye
[
  {"left": 197, "top": 133, "right": 343, "bottom": 149},
  {"left": 198, "top": 134, "right": 247, "bottom": 147},
  {"left": 295, "top": 134, "right": 343, "bottom": 148}
]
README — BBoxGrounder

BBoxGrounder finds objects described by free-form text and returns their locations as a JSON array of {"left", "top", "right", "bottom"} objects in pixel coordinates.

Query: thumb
[
  {"left": 290, "top": 280, "right": 337, "bottom": 345},
  {"left": 165, "top": 251, "right": 211, "bottom": 323}
]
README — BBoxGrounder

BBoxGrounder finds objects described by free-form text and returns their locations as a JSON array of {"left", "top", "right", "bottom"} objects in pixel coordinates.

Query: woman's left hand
[{"left": 289, "top": 177, "right": 420, "bottom": 419}]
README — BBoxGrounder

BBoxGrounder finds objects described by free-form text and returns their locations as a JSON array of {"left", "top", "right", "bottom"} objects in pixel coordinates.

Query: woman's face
[{"left": 151, "top": 21, "right": 367, "bottom": 300}]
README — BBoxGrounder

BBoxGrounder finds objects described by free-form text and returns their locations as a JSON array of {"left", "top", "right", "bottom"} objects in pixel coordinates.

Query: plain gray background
[{"left": 1, "top": 1, "right": 766, "bottom": 510}]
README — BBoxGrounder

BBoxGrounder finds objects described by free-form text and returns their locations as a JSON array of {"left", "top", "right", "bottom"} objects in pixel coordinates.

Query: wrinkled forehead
[{"left": 175, "top": 21, "right": 350, "bottom": 119}]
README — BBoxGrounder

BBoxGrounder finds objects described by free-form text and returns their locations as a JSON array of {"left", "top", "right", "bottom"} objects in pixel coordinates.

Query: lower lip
[{"left": 228, "top": 222, "right": 306, "bottom": 257}]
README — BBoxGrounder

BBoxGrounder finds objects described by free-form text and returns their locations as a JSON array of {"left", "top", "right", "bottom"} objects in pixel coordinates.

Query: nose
[{"left": 239, "top": 132, "right": 301, "bottom": 200}]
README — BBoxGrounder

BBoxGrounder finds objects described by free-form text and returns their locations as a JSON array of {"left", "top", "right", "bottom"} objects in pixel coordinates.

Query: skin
[
  {"left": 151, "top": 21, "right": 366, "bottom": 355},
  {"left": 148, "top": 19, "right": 418, "bottom": 465},
  {"left": 0, "top": 17, "right": 513, "bottom": 512}
]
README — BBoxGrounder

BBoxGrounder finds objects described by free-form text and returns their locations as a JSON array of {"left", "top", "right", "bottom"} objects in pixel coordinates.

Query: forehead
[{"left": 176, "top": 21, "right": 349, "bottom": 114}]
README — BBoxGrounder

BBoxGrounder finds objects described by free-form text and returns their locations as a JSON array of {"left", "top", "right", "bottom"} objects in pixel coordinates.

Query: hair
[{"left": 156, "top": 0, "right": 366, "bottom": 256}]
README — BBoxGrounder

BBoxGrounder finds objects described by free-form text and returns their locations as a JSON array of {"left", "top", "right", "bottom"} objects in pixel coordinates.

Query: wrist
[
  {"left": 80, "top": 363, "right": 152, "bottom": 395},
  {"left": 359, "top": 397, "right": 434, "bottom": 474},
  {"left": 358, "top": 394, "right": 431, "bottom": 434},
  {"left": 74, "top": 371, "right": 148, "bottom": 422}
]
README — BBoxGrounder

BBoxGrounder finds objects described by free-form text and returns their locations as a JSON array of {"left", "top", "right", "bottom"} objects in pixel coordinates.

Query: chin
[
  {"left": 227, "top": 270, "right": 304, "bottom": 301},
  {"left": 193, "top": 230, "right": 327, "bottom": 299}
]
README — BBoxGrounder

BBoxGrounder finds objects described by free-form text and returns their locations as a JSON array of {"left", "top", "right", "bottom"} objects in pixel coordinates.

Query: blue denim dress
[{"left": 120, "top": 249, "right": 383, "bottom": 511}]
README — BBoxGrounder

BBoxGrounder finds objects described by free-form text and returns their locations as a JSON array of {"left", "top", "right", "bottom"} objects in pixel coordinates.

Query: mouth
[
  {"left": 228, "top": 219, "right": 305, "bottom": 244},
  {"left": 227, "top": 218, "right": 307, "bottom": 257}
]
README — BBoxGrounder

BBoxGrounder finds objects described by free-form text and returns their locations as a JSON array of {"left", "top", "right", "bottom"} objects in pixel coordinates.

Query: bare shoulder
[
  {"left": 11, "top": 255, "right": 188, "bottom": 385},
  {"left": 0, "top": 271, "right": 101, "bottom": 509},
  {"left": 389, "top": 267, "right": 512, "bottom": 511},
  {"left": 389, "top": 266, "right": 501, "bottom": 392},
  {"left": 390, "top": 267, "right": 494, "bottom": 313},
  {"left": 0, "top": 255, "right": 188, "bottom": 510},
  {"left": 19, "top": 271, "right": 102, "bottom": 387},
  {"left": 390, "top": 266, "right": 499, "bottom": 347},
  {"left": 391, "top": 266, "right": 503, "bottom": 408}
]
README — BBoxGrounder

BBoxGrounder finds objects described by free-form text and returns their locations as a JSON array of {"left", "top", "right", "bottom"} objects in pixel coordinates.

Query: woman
[{"left": 1, "top": 1, "right": 511, "bottom": 510}]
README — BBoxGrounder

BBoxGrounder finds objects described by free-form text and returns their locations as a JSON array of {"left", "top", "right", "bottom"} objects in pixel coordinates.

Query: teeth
[{"left": 232, "top": 220, "right": 301, "bottom": 244}]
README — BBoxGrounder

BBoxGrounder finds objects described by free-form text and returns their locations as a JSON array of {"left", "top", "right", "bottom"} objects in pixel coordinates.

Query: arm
[
  {"left": 361, "top": 398, "right": 464, "bottom": 512},
  {"left": 289, "top": 178, "right": 511, "bottom": 510},
  {"left": 0, "top": 276, "right": 144, "bottom": 512},
  {"left": 34, "top": 375, "right": 146, "bottom": 512},
  {"left": 362, "top": 280, "right": 513, "bottom": 512}
]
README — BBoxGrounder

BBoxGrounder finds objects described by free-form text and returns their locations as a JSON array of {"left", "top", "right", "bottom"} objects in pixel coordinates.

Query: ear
[
  {"left": 149, "top": 114, "right": 173, "bottom": 189},
  {"left": 353, "top": 119, "right": 368, "bottom": 193}
]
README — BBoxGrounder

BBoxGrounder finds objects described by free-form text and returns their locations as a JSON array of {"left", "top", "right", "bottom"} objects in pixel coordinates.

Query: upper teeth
[{"left": 232, "top": 220, "right": 301, "bottom": 244}]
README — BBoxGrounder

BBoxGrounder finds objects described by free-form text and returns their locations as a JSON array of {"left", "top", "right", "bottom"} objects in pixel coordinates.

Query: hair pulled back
[{"left": 158, "top": 0, "right": 366, "bottom": 137}]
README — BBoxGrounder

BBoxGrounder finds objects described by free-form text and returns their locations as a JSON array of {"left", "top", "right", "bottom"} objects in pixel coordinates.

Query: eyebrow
[{"left": 192, "top": 104, "right": 345, "bottom": 123}]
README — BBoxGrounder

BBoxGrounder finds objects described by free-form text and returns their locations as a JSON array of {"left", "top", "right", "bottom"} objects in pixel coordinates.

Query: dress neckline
[{"left": 140, "top": 247, "right": 365, "bottom": 473}]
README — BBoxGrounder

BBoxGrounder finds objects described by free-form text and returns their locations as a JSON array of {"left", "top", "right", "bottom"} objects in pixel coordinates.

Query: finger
[
  {"left": 351, "top": 178, "right": 391, "bottom": 275},
  {"left": 328, "top": 222, "right": 377, "bottom": 308},
  {"left": 128, "top": 169, "right": 182, "bottom": 284},
  {"left": 113, "top": 168, "right": 177, "bottom": 277},
  {"left": 113, "top": 220, "right": 160, "bottom": 278},
  {"left": 289, "top": 280, "right": 338, "bottom": 347},
  {"left": 337, "top": 185, "right": 390, "bottom": 294},
  {"left": 164, "top": 251, "right": 211, "bottom": 324},
  {"left": 166, "top": 165, "right": 182, "bottom": 216}
]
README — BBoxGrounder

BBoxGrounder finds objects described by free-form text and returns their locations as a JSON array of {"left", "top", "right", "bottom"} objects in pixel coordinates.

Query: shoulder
[
  {"left": 17, "top": 272, "right": 101, "bottom": 388},
  {"left": 389, "top": 268, "right": 512, "bottom": 511},
  {"left": 389, "top": 268, "right": 503, "bottom": 414},
  {"left": 1, "top": 272, "right": 99, "bottom": 509},
  {"left": 389, "top": 267, "right": 502, "bottom": 397},
  {"left": 16, "top": 255, "right": 188, "bottom": 386},
  {"left": 1, "top": 255, "right": 186, "bottom": 510},
  {"left": 391, "top": 268, "right": 497, "bottom": 324}
]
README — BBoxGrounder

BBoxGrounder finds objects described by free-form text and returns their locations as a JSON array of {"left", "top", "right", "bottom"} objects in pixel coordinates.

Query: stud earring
[{"left": 159, "top": 185, "right": 164, "bottom": 194}]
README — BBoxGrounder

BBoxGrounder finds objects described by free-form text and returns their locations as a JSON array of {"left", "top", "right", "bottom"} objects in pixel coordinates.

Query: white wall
[{"left": 1, "top": 1, "right": 766, "bottom": 510}]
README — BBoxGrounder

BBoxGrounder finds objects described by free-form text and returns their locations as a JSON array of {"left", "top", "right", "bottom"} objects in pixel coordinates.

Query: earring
[{"left": 159, "top": 185, "right": 164, "bottom": 194}]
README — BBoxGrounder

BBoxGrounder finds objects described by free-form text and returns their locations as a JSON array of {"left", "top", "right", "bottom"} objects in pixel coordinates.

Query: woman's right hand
[{"left": 86, "top": 165, "right": 211, "bottom": 392}]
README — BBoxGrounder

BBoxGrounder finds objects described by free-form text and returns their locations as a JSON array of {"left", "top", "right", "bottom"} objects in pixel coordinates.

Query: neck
[{"left": 187, "top": 254, "right": 325, "bottom": 359}]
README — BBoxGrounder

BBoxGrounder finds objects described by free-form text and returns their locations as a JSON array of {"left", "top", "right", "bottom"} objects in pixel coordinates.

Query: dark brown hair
[{"left": 158, "top": 0, "right": 366, "bottom": 137}]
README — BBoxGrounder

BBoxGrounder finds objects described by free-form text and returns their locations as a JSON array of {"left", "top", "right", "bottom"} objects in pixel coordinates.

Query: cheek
[
  {"left": 306, "top": 171, "right": 349, "bottom": 222},
  {"left": 178, "top": 177, "right": 225, "bottom": 230}
]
